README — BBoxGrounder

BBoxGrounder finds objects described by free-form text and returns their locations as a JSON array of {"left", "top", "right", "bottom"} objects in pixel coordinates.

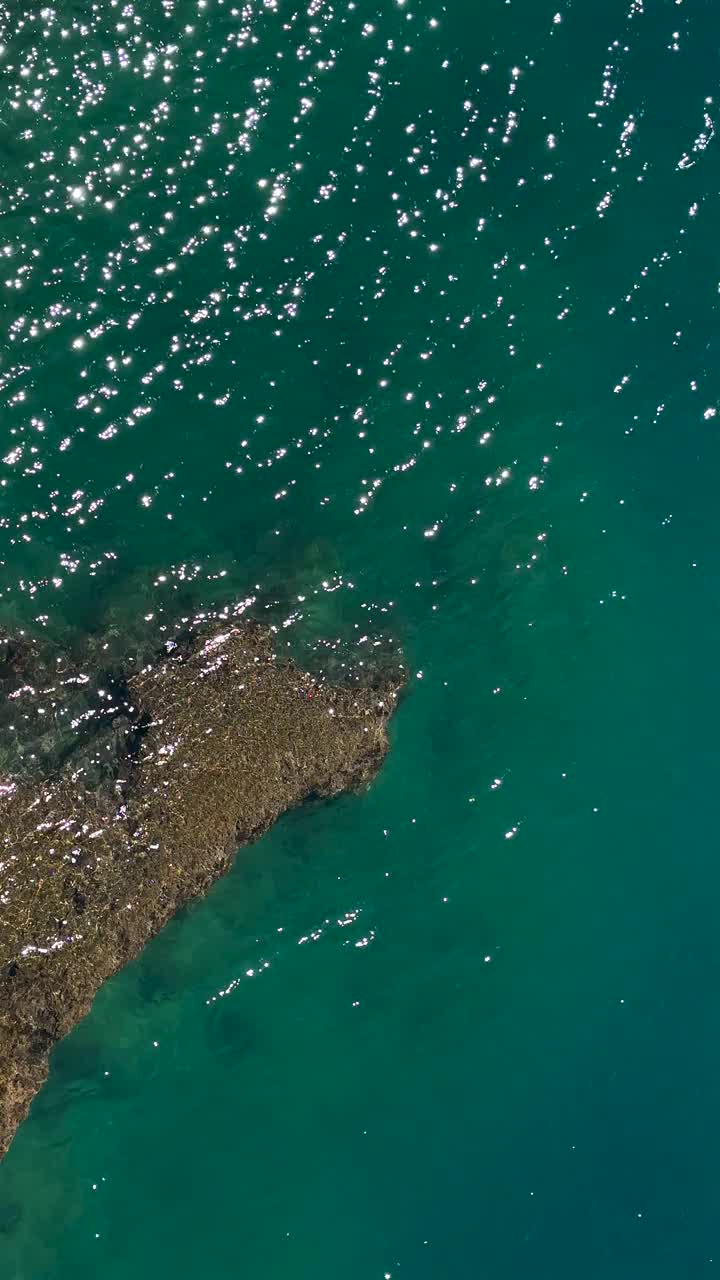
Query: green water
[{"left": 2, "top": 0, "right": 720, "bottom": 1273}]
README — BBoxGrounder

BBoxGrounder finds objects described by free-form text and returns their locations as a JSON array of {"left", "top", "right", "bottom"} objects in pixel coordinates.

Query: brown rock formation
[{"left": 0, "top": 620, "right": 403, "bottom": 1159}]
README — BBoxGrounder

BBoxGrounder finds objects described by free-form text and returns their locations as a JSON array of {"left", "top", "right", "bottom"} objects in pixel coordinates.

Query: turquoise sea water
[{"left": 2, "top": 0, "right": 720, "bottom": 1273}]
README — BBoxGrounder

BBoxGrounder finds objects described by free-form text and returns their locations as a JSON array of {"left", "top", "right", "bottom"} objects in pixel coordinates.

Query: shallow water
[{"left": 2, "top": 0, "right": 720, "bottom": 1274}]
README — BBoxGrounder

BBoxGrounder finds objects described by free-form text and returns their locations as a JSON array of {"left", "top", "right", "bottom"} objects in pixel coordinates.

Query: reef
[{"left": 0, "top": 618, "right": 403, "bottom": 1160}]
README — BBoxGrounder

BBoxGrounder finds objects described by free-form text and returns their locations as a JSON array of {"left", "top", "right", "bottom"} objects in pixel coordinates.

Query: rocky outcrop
[{"left": 0, "top": 619, "right": 403, "bottom": 1159}]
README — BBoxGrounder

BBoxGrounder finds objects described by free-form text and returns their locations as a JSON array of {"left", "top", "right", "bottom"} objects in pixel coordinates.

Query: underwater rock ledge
[{"left": 0, "top": 619, "right": 404, "bottom": 1160}]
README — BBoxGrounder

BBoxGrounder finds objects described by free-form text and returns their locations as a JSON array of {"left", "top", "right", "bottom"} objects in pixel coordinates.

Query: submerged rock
[{"left": 0, "top": 620, "right": 403, "bottom": 1160}]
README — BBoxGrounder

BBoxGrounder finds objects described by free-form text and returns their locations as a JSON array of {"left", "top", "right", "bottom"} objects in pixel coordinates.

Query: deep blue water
[{"left": 2, "top": 0, "right": 720, "bottom": 1274}]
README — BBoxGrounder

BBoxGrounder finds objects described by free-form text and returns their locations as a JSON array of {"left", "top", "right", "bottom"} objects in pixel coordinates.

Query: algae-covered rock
[{"left": 0, "top": 620, "right": 403, "bottom": 1160}]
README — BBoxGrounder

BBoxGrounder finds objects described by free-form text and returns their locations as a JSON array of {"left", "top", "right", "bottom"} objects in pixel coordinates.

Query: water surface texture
[{"left": 2, "top": 0, "right": 720, "bottom": 1275}]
